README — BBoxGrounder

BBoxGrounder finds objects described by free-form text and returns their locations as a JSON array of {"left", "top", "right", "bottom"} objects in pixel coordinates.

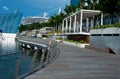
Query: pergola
[{"left": 62, "top": 9, "right": 103, "bottom": 35}]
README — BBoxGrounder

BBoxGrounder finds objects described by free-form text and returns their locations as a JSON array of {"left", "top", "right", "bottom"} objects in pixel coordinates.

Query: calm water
[
  {"left": 0, "top": 38, "right": 41, "bottom": 79},
  {"left": 0, "top": 38, "right": 21, "bottom": 55}
]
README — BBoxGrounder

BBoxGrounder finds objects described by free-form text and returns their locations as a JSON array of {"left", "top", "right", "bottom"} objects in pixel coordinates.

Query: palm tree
[
  {"left": 78, "top": 0, "right": 85, "bottom": 9},
  {"left": 116, "top": 0, "right": 120, "bottom": 22},
  {"left": 49, "top": 15, "right": 56, "bottom": 30},
  {"left": 90, "top": 0, "right": 99, "bottom": 10},
  {"left": 64, "top": 5, "right": 76, "bottom": 16},
  {"left": 57, "top": 12, "right": 67, "bottom": 31},
  {"left": 81, "top": 0, "right": 100, "bottom": 10},
  {"left": 49, "top": 12, "right": 66, "bottom": 31},
  {"left": 99, "top": 0, "right": 118, "bottom": 24}
]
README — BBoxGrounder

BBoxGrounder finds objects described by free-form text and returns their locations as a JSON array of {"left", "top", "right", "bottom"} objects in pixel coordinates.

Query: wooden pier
[{"left": 22, "top": 37, "right": 120, "bottom": 79}]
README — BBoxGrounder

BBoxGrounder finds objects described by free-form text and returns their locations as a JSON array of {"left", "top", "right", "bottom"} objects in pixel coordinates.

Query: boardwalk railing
[{"left": 0, "top": 39, "right": 59, "bottom": 79}]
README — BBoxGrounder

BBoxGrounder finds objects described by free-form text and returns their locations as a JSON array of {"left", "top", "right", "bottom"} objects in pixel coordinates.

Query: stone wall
[{"left": 90, "top": 27, "right": 120, "bottom": 54}]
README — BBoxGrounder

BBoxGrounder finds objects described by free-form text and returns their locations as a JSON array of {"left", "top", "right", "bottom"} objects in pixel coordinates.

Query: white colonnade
[{"left": 62, "top": 9, "right": 103, "bottom": 34}]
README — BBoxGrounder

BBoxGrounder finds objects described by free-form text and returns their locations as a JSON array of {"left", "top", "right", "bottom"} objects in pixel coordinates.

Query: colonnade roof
[
  {"left": 62, "top": 9, "right": 103, "bottom": 36},
  {"left": 64, "top": 9, "right": 102, "bottom": 20}
]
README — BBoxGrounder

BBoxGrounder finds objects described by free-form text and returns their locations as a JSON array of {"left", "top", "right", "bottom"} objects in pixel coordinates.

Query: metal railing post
[
  {"left": 47, "top": 47, "right": 52, "bottom": 62},
  {"left": 30, "top": 50, "right": 38, "bottom": 73},
  {"left": 14, "top": 53, "right": 22, "bottom": 79},
  {"left": 39, "top": 49, "right": 45, "bottom": 68},
  {"left": 44, "top": 47, "right": 50, "bottom": 64}
]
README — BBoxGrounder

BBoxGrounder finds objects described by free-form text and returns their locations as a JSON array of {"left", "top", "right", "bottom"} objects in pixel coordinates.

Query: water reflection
[
  {"left": 0, "top": 38, "right": 49, "bottom": 79},
  {"left": 0, "top": 38, "right": 21, "bottom": 55},
  {"left": 22, "top": 46, "right": 47, "bottom": 62}
]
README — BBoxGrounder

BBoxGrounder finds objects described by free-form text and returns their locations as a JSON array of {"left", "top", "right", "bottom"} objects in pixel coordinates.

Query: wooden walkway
[{"left": 24, "top": 42, "right": 120, "bottom": 79}]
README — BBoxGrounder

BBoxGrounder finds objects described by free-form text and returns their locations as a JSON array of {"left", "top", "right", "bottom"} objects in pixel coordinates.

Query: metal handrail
[{"left": 0, "top": 39, "right": 59, "bottom": 79}]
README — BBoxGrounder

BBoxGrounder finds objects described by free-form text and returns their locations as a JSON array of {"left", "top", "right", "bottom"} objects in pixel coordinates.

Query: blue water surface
[{"left": 0, "top": 39, "right": 40, "bottom": 79}]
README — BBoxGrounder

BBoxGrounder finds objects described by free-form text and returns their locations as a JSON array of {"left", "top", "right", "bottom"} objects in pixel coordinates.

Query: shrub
[
  {"left": 69, "top": 40, "right": 74, "bottom": 42},
  {"left": 56, "top": 37, "right": 62, "bottom": 40},
  {"left": 92, "top": 26, "right": 99, "bottom": 29},
  {"left": 79, "top": 40, "right": 85, "bottom": 43},
  {"left": 92, "top": 23, "right": 120, "bottom": 29},
  {"left": 93, "top": 24, "right": 115, "bottom": 29},
  {"left": 64, "top": 39, "right": 85, "bottom": 44},
  {"left": 100, "top": 25, "right": 110, "bottom": 29},
  {"left": 114, "top": 22, "right": 120, "bottom": 27}
]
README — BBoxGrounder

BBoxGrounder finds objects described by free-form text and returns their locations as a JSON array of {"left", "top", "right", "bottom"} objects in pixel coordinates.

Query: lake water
[
  {"left": 0, "top": 38, "right": 41, "bottom": 79},
  {"left": 0, "top": 38, "right": 21, "bottom": 55}
]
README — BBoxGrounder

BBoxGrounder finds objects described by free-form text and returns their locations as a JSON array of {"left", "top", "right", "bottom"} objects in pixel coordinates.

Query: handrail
[{"left": 0, "top": 38, "right": 60, "bottom": 79}]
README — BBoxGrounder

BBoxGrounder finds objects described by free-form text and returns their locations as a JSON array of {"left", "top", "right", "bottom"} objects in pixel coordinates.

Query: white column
[
  {"left": 86, "top": 18, "right": 89, "bottom": 32},
  {"left": 62, "top": 20, "right": 64, "bottom": 33},
  {"left": 76, "top": 21, "right": 78, "bottom": 32},
  {"left": 91, "top": 18, "right": 93, "bottom": 28},
  {"left": 101, "top": 13, "right": 103, "bottom": 25},
  {"left": 65, "top": 19, "right": 68, "bottom": 33},
  {"left": 67, "top": 19, "right": 69, "bottom": 33},
  {"left": 74, "top": 14, "right": 76, "bottom": 33},
  {"left": 80, "top": 11, "right": 83, "bottom": 33},
  {"left": 69, "top": 17, "right": 72, "bottom": 33},
  {"left": 93, "top": 16, "right": 95, "bottom": 27},
  {"left": 77, "top": 21, "right": 80, "bottom": 32}
]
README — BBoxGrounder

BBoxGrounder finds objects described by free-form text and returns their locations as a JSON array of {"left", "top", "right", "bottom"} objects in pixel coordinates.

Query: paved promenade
[{"left": 25, "top": 42, "right": 120, "bottom": 79}]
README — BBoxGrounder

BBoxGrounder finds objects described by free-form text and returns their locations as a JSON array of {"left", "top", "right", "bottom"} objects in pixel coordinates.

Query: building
[
  {"left": 0, "top": 12, "right": 23, "bottom": 38},
  {"left": 62, "top": 9, "right": 103, "bottom": 34},
  {"left": 21, "top": 16, "right": 48, "bottom": 25},
  {"left": 20, "top": 27, "right": 52, "bottom": 37},
  {"left": 70, "top": 0, "right": 80, "bottom": 7},
  {"left": 39, "top": 27, "right": 52, "bottom": 34},
  {"left": 62, "top": 9, "right": 103, "bottom": 43},
  {"left": 0, "top": 11, "right": 23, "bottom": 53},
  {"left": 0, "top": 13, "right": 22, "bottom": 34}
]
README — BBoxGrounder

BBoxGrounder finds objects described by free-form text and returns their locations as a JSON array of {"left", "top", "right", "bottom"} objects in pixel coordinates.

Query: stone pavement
[{"left": 25, "top": 42, "right": 120, "bottom": 79}]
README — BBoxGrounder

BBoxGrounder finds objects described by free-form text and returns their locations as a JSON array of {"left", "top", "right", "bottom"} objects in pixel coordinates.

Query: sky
[{"left": 0, "top": 0, "right": 70, "bottom": 18}]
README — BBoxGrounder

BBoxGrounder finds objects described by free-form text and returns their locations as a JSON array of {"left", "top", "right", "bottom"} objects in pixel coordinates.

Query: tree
[
  {"left": 19, "top": 22, "right": 44, "bottom": 32},
  {"left": 49, "top": 15, "right": 56, "bottom": 29},
  {"left": 78, "top": 0, "right": 85, "bottom": 9},
  {"left": 19, "top": 24, "right": 26, "bottom": 32},
  {"left": 116, "top": 0, "right": 120, "bottom": 22},
  {"left": 57, "top": 12, "right": 67, "bottom": 30},
  {"left": 78, "top": 0, "right": 100, "bottom": 10},
  {"left": 87, "top": 0, "right": 100, "bottom": 10},
  {"left": 41, "top": 22, "right": 50, "bottom": 27},
  {"left": 64, "top": 5, "right": 76, "bottom": 16},
  {"left": 99, "top": 0, "right": 119, "bottom": 24},
  {"left": 49, "top": 12, "right": 66, "bottom": 31}
]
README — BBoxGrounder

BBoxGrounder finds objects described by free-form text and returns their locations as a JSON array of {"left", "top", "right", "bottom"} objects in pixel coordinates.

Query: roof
[{"left": 64, "top": 9, "right": 102, "bottom": 20}]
